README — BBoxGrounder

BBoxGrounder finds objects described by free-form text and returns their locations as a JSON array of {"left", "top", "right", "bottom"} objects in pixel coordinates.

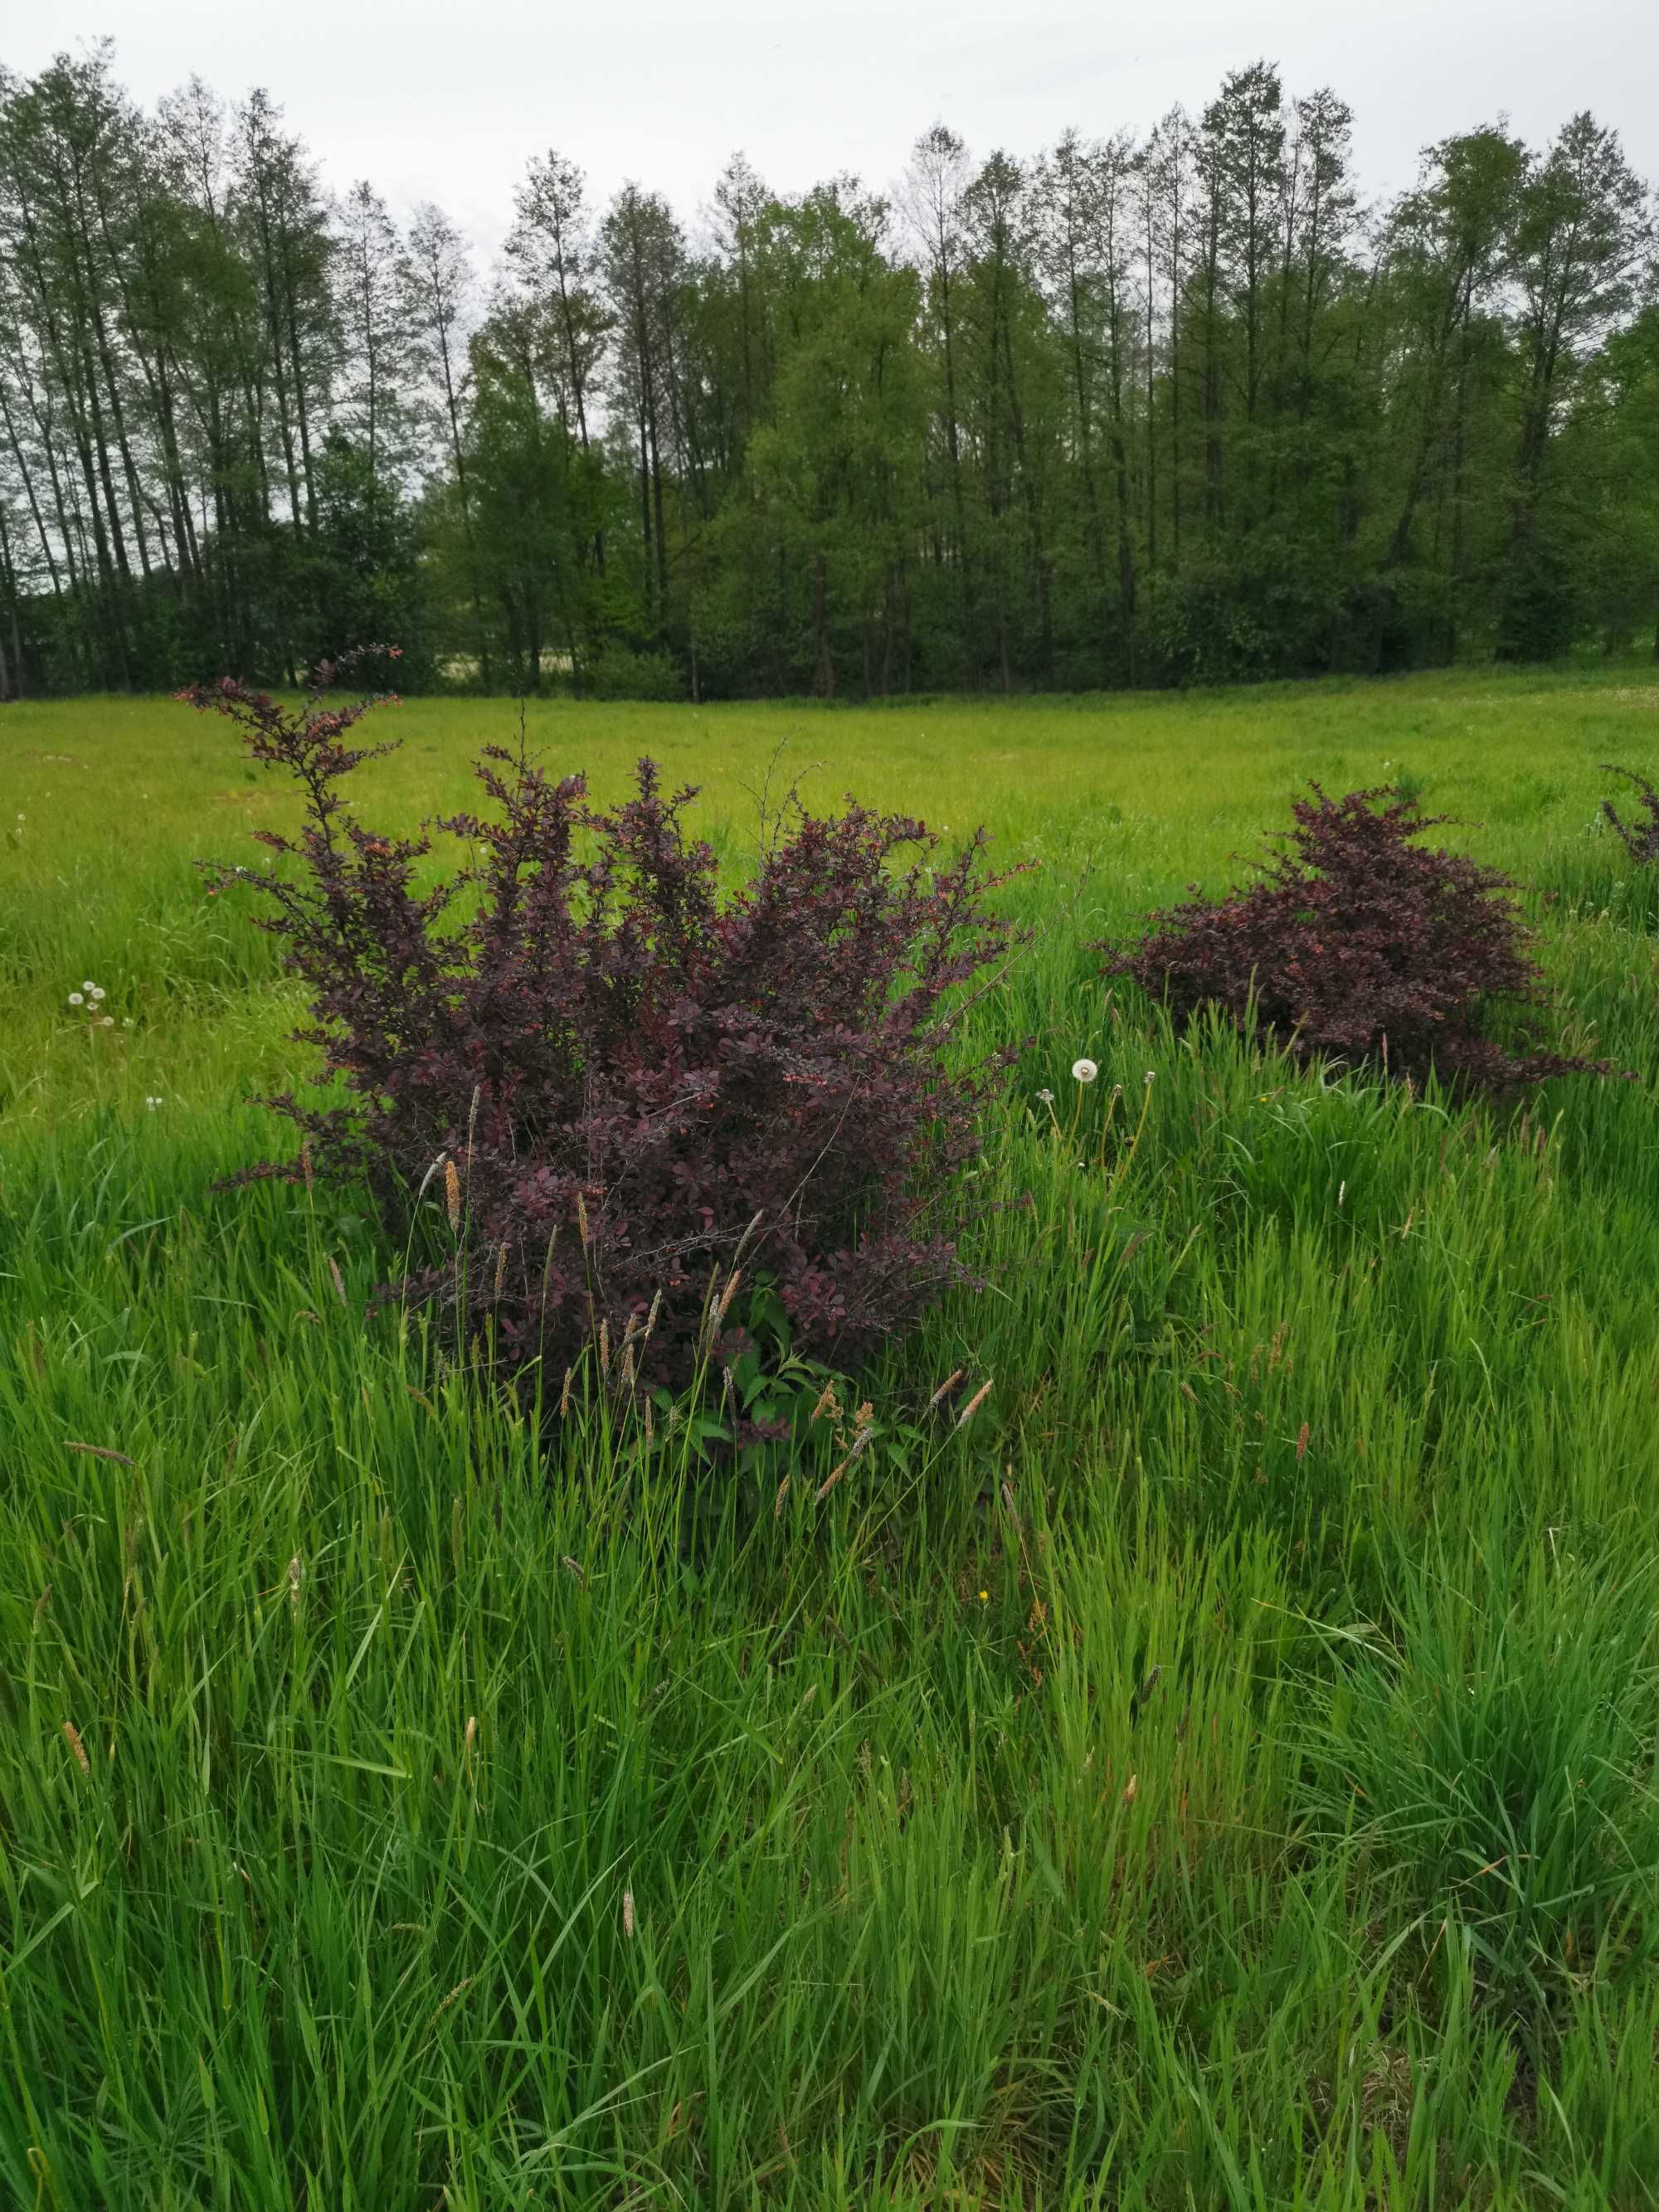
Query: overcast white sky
[{"left": 17, "top": 0, "right": 1659, "bottom": 264}]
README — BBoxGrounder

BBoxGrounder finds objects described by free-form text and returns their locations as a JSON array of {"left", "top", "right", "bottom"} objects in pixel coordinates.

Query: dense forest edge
[{"left": 1, "top": 42, "right": 1657, "bottom": 703}]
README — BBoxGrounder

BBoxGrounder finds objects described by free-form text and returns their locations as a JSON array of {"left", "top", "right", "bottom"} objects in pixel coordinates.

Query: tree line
[{"left": 2, "top": 41, "right": 1656, "bottom": 702}]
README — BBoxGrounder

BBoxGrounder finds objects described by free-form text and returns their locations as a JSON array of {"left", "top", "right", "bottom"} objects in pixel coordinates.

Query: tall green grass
[{"left": 3, "top": 665, "right": 1659, "bottom": 2206}]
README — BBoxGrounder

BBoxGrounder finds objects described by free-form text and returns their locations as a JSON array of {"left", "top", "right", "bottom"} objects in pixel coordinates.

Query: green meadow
[{"left": 4, "top": 663, "right": 1659, "bottom": 2208}]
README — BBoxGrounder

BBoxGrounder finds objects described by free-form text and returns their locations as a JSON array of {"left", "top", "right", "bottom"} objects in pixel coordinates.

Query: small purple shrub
[
  {"left": 1601, "top": 766, "right": 1659, "bottom": 866},
  {"left": 1106, "top": 784, "right": 1598, "bottom": 1096},
  {"left": 182, "top": 659, "right": 1019, "bottom": 1390}
]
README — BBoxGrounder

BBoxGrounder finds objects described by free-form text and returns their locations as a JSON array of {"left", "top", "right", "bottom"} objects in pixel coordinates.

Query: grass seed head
[{"left": 956, "top": 1379, "right": 993, "bottom": 1428}]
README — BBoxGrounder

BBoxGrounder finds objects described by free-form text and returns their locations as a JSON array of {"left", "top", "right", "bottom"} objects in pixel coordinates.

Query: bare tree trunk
[
  {"left": 0, "top": 382, "right": 62, "bottom": 594},
  {"left": 811, "top": 551, "right": 834, "bottom": 698},
  {"left": 283, "top": 246, "right": 319, "bottom": 531},
  {"left": 937, "top": 280, "right": 977, "bottom": 683},
  {"left": 0, "top": 503, "right": 15, "bottom": 698},
  {"left": 636, "top": 411, "right": 653, "bottom": 607}
]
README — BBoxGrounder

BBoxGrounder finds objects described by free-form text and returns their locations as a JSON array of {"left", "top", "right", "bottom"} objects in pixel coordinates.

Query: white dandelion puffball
[
  {"left": 90, "top": 985, "right": 105, "bottom": 1002},
  {"left": 67, "top": 991, "right": 84, "bottom": 1007},
  {"left": 1072, "top": 1057, "right": 1098, "bottom": 1085},
  {"left": 1037, "top": 1087, "right": 1054, "bottom": 1105},
  {"left": 101, "top": 1015, "right": 114, "bottom": 1027},
  {"left": 83, "top": 980, "right": 96, "bottom": 994}
]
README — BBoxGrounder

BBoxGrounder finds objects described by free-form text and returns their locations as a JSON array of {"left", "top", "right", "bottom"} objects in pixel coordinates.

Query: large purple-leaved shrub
[
  {"left": 1107, "top": 783, "right": 1600, "bottom": 1096},
  {"left": 182, "top": 657, "right": 1019, "bottom": 1391}
]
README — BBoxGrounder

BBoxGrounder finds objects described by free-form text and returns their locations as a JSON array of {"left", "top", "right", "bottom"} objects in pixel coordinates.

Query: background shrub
[
  {"left": 182, "top": 661, "right": 1017, "bottom": 1395},
  {"left": 1107, "top": 783, "right": 1598, "bottom": 1096},
  {"left": 580, "top": 642, "right": 686, "bottom": 702}
]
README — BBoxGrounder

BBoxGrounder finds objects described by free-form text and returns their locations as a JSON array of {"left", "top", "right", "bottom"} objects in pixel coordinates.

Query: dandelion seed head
[
  {"left": 1037, "top": 1087, "right": 1053, "bottom": 1104},
  {"left": 1072, "top": 1057, "right": 1098, "bottom": 1085},
  {"left": 82, "top": 981, "right": 96, "bottom": 994},
  {"left": 67, "top": 992, "right": 84, "bottom": 1007}
]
